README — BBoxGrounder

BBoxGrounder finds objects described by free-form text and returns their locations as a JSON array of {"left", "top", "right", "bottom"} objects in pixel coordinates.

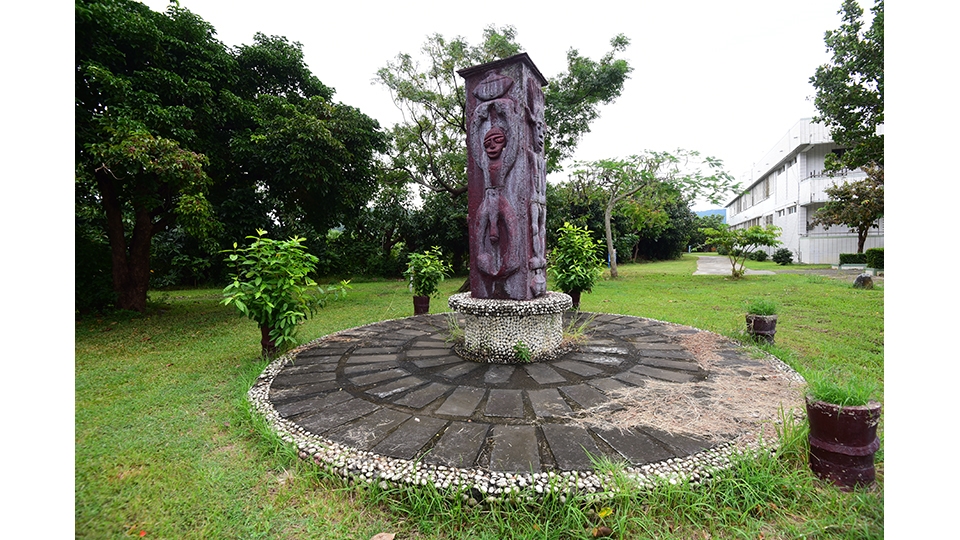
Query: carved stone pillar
[
  {"left": 452, "top": 54, "right": 569, "bottom": 364},
  {"left": 459, "top": 53, "right": 548, "bottom": 301}
]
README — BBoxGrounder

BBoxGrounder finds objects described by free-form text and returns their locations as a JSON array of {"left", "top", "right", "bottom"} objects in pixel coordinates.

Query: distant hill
[{"left": 695, "top": 208, "right": 726, "bottom": 223}]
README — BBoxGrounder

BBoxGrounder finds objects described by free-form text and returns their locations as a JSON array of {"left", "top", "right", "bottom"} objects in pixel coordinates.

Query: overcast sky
[{"left": 137, "top": 0, "right": 858, "bottom": 209}]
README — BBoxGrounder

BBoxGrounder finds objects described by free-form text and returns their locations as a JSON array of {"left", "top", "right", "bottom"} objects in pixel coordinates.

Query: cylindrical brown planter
[
  {"left": 413, "top": 295, "right": 430, "bottom": 315},
  {"left": 746, "top": 314, "right": 777, "bottom": 344},
  {"left": 806, "top": 395, "right": 881, "bottom": 489}
]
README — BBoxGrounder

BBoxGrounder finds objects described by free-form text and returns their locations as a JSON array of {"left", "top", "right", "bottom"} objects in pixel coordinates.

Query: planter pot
[
  {"left": 746, "top": 314, "right": 777, "bottom": 344},
  {"left": 413, "top": 295, "right": 430, "bottom": 315},
  {"left": 806, "top": 395, "right": 882, "bottom": 489}
]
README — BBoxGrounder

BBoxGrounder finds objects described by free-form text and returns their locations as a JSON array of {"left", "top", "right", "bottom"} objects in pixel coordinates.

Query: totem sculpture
[
  {"left": 451, "top": 54, "right": 570, "bottom": 364},
  {"left": 459, "top": 54, "right": 548, "bottom": 300}
]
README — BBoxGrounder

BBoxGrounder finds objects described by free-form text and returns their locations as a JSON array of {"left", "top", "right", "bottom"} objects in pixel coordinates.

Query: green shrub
[
  {"left": 746, "top": 297, "right": 778, "bottom": 316},
  {"left": 865, "top": 247, "right": 884, "bottom": 269},
  {"left": 75, "top": 229, "right": 117, "bottom": 314},
  {"left": 838, "top": 253, "right": 867, "bottom": 265},
  {"left": 404, "top": 247, "right": 452, "bottom": 297},
  {"left": 222, "top": 230, "right": 348, "bottom": 356},
  {"left": 750, "top": 250, "right": 768, "bottom": 262},
  {"left": 772, "top": 248, "right": 794, "bottom": 265},
  {"left": 549, "top": 222, "right": 604, "bottom": 294}
]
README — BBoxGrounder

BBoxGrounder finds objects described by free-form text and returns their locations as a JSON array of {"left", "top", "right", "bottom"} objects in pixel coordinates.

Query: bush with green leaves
[
  {"left": 865, "top": 247, "right": 884, "bottom": 269},
  {"left": 549, "top": 222, "right": 605, "bottom": 295},
  {"left": 838, "top": 253, "right": 867, "bottom": 265},
  {"left": 772, "top": 248, "right": 794, "bottom": 265},
  {"left": 404, "top": 247, "right": 452, "bottom": 297},
  {"left": 699, "top": 224, "right": 782, "bottom": 278},
  {"left": 750, "top": 250, "right": 769, "bottom": 262},
  {"left": 222, "top": 230, "right": 347, "bottom": 355}
]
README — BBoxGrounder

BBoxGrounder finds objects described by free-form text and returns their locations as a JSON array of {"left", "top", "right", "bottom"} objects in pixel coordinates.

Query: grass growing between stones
[{"left": 76, "top": 257, "right": 882, "bottom": 538}]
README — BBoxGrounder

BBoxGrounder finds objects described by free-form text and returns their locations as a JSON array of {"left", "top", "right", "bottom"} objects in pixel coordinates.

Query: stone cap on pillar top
[{"left": 457, "top": 52, "right": 547, "bottom": 87}]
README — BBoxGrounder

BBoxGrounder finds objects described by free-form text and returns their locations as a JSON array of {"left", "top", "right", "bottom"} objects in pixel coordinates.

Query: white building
[{"left": 724, "top": 118, "right": 883, "bottom": 264}]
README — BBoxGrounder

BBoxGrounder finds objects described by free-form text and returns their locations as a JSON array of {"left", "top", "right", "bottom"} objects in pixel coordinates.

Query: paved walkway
[
  {"left": 693, "top": 255, "right": 775, "bottom": 276},
  {"left": 254, "top": 311, "right": 802, "bottom": 482}
]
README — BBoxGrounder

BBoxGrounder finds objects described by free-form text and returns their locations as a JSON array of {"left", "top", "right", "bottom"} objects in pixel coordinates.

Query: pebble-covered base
[
  {"left": 247, "top": 315, "right": 785, "bottom": 505},
  {"left": 448, "top": 292, "right": 572, "bottom": 364}
]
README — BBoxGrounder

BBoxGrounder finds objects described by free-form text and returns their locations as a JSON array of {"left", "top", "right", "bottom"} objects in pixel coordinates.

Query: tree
[
  {"left": 76, "top": 1, "right": 387, "bottom": 311},
  {"left": 700, "top": 225, "right": 782, "bottom": 279},
  {"left": 688, "top": 213, "right": 726, "bottom": 251},
  {"left": 376, "top": 27, "right": 632, "bottom": 198},
  {"left": 76, "top": 0, "right": 228, "bottom": 311},
  {"left": 810, "top": 0, "right": 884, "bottom": 173},
  {"left": 631, "top": 192, "right": 698, "bottom": 261},
  {"left": 570, "top": 151, "right": 739, "bottom": 278},
  {"left": 812, "top": 164, "right": 884, "bottom": 253}
]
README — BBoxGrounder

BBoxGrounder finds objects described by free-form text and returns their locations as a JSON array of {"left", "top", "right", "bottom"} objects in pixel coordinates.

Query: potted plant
[
  {"left": 805, "top": 373, "right": 882, "bottom": 489},
  {"left": 404, "top": 247, "right": 452, "bottom": 315},
  {"left": 549, "top": 222, "right": 604, "bottom": 310},
  {"left": 745, "top": 297, "right": 778, "bottom": 344}
]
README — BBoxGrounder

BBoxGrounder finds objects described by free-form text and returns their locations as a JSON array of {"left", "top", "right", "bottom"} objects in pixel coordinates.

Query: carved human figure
[
  {"left": 525, "top": 80, "right": 547, "bottom": 297},
  {"left": 460, "top": 60, "right": 547, "bottom": 300},
  {"left": 471, "top": 96, "right": 522, "bottom": 290}
]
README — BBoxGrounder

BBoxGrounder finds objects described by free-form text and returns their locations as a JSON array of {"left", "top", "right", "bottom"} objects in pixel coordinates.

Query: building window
[
  {"left": 764, "top": 214, "right": 773, "bottom": 225},
  {"left": 787, "top": 205, "right": 796, "bottom": 215}
]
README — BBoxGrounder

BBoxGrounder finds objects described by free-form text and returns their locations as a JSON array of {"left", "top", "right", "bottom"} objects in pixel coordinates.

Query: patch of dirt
[
  {"left": 565, "top": 332, "right": 805, "bottom": 446},
  {"left": 775, "top": 266, "right": 884, "bottom": 285}
]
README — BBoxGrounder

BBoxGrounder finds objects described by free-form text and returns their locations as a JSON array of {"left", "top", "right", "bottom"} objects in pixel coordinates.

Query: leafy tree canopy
[
  {"left": 570, "top": 151, "right": 739, "bottom": 277},
  {"left": 812, "top": 164, "right": 883, "bottom": 253},
  {"left": 810, "top": 0, "right": 884, "bottom": 172},
  {"left": 377, "top": 26, "right": 632, "bottom": 197},
  {"left": 76, "top": 0, "right": 387, "bottom": 311}
]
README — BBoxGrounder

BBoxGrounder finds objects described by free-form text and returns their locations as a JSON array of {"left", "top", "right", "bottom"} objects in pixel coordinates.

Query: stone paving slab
[
  {"left": 274, "top": 389, "right": 352, "bottom": 419},
  {"left": 372, "top": 415, "right": 447, "bottom": 460},
  {"left": 489, "top": 425, "right": 540, "bottom": 472},
  {"left": 523, "top": 363, "right": 567, "bottom": 385},
  {"left": 592, "top": 427, "right": 676, "bottom": 465},
  {"left": 393, "top": 382, "right": 451, "bottom": 409},
  {"left": 541, "top": 424, "right": 603, "bottom": 470},
  {"left": 260, "top": 311, "right": 803, "bottom": 479},
  {"left": 528, "top": 388, "right": 573, "bottom": 418},
  {"left": 297, "top": 398, "right": 380, "bottom": 435},
  {"left": 484, "top": 389, "right": 525, "bottom": 418},
  {"left": 424, "top": 421, "right": 490, "bottom": 468},
  {"left": 325, "top": 407, "right": 411, "bottom": 450},
  {"left": 434, "top": 386, "right": 486, "bottom": 417}
]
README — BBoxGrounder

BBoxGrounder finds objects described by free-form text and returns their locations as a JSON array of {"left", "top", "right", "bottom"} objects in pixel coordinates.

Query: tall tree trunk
[
  {"left": 604, "top": 204, "right": 618, "bottom": 278},
  {"left": 95, "top": 169, "right": 154, "bottom": 312},
  {"left": 857, "top": 226, "right": 869, "bottom": 254}
]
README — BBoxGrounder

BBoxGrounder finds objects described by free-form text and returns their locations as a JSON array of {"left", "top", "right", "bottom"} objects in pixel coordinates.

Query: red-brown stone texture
[{"left": 459, "top": 54, "right": 548, "bottom": 300}]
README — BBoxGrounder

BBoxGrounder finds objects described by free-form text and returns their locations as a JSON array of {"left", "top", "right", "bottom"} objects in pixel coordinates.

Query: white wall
[{"left": 725, "top": 118, "right": 883, "bottom": 265}]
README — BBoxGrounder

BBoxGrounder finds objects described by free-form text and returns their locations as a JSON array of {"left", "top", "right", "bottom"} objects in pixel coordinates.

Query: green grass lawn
[{"left": 76, "top": 254, "right": 883, "bottom": 539}]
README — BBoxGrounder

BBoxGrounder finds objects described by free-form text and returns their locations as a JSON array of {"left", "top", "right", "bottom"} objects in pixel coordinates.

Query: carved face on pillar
[
  {"left": 483, "top": 128, "right": 506, "bottom": 160},
  {"left": 533, "top": 116, "right": 545, "bottom": 152}
]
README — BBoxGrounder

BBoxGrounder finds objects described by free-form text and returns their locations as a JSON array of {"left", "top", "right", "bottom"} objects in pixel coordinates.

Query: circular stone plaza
[{"left": 248, "top": 311, "right": 805, "bottom": 502}]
